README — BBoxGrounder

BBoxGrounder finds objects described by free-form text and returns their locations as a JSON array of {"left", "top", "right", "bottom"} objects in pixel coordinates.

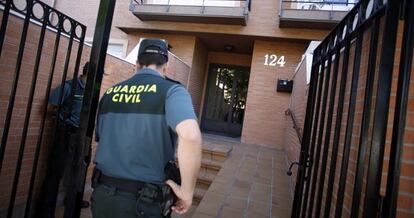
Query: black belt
[
  {"left": 93, "top": 168, "right": 161, "bottom": 199},
  {"left": 99, "top": 173, "right": 146, "bottom": 194}
]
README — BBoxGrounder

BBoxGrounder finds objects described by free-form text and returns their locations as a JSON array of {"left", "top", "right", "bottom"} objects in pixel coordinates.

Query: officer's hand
[{"left": 165, "top": 180, "right": 193, "bottom": 214}]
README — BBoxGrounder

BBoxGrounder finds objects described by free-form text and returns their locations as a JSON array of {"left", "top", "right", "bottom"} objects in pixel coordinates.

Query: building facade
[{"left": 36, "top": 0, "right": 355, "bottom": 148}]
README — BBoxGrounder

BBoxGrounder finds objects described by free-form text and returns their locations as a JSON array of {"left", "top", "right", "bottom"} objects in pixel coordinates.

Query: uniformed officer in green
[{"left": 91, "top": 38, "right": 202, "bottom": 218}]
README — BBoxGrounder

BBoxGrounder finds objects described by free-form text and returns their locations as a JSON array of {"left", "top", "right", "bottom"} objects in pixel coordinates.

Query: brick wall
[
  {"left": 0, "top": 13, "right": 190, "bottom": 214},
  {"left": 187, "top": 38, "right": 208, "bottom": 117},
  {"left": 126, "top": 33, "right": 196, "bottom": 66},
  {"left": 242, "top": 40, "right": 307, "bottom": 149}
]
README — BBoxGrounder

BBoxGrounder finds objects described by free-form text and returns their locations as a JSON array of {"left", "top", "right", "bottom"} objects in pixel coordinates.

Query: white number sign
[{"left": 264, "top": 54, "right": 286, "bottom": 67}]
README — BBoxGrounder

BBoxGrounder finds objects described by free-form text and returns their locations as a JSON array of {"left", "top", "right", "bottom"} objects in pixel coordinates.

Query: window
[
  {"left": 85, "top": 38, "right": 128, "bottom": 58},
  {"left": 107, "top": 43, "right": 124, "bottom": 58}
]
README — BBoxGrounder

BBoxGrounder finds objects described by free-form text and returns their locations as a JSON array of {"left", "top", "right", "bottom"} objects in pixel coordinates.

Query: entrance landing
[{"left": 192, "top": 139, "right": 293, "bottom": 218}]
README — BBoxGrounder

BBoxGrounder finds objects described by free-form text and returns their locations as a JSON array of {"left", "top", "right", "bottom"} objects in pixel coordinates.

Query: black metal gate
[
  {"left": 0, "top": 0, "right": 115, "bottom": 217},
  {"left": 291, "top": 0, "right": 414, "bottom": 217}
]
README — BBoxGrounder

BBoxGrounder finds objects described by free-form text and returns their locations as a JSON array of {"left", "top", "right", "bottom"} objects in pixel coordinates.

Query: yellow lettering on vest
[
  {"left": 129, "top": 85, "right": 137, "bottom": 93},
  {"left": 144, "top": 84, "right": 149, "bottom": 92},
  {"left": 106, "top": 87, "right": 113, "bottom": 94},
  {"left": 137, "top": 85, "right": 145, "bottom": 93},
  {"left": 119, "top": 94, "right": 124, "bottom": 102},
  {"left": 112, "top": 94, "right": 119, "bottom": 102},
  {"left": 120, "top": 85, "right": 129, "bottom": 93},
  {"left": 148, "top": 84, "right": 157, "bottom": 93},
  {"left": 125, "top": 94, "right": 133, "bottom": 103},
  {"left": 113, "top": 86, "right": 121, "bottom": 93},
  {"left": 135, "top": 94, "right": 141, "bottom": 103}
]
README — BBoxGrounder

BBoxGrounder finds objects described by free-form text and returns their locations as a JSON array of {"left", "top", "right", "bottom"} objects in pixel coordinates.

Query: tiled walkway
[
  {"left": 66, "top": 135, "right": 293, "bottom": 218},
  {"left": 192, "top": 141, "right": 293, "bottom": 218}
]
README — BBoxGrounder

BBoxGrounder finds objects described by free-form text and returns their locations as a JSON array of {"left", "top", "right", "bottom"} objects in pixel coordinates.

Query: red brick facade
[{"left": 242, "top": 40, "right": 307, "bottom": 148}]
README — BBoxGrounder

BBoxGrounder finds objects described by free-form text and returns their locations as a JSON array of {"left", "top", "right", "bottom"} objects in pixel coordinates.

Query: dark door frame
[{"left": 201, "top": 63, "right": 251, "bottom": 137}]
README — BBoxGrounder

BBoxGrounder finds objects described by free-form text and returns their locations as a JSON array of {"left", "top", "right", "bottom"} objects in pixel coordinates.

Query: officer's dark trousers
[
  {"left": 91, "top": 184, "right": 167, "bottom": 218},
  {"left": 36, "top": 123, "right": 76, "bottom": 218}
]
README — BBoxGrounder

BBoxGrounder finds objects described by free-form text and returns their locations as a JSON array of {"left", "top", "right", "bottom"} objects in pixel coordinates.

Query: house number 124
[{"left": 264, "top": 54, "right": 286, "bottom": 67}]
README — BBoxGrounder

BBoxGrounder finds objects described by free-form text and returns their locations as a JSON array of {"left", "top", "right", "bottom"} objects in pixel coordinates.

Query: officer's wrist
[{"left": 180, "top": 186, "right": 194, "bottom": 198}]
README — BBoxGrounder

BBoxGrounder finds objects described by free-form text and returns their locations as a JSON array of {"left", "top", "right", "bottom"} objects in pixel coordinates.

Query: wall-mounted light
[{"left": 224, "top": 44, "right": 234, "bottom": 52}]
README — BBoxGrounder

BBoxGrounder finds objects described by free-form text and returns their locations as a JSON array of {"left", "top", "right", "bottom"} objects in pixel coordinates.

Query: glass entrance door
[{"left": 201, "top": 64, "right": 250, "bottom": 137}]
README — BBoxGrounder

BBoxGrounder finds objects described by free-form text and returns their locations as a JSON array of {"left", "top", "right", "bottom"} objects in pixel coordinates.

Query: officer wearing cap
[
  {"left": 36, "top": 62, "right": 90, "bottom": 218},
  {"left": 91, "top": 38, "right": 202, "bottom": 218}
]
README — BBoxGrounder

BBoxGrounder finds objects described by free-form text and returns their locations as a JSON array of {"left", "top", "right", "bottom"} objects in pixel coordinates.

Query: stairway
[{"left": 192, "top": 143, "right": 232, "bottom": 205}]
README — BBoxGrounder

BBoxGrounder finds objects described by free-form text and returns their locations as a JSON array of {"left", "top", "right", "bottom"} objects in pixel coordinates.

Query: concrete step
[
  {"left": 193, "top": 187, "right": 207, "bottom": 206},
  {"left": 196, "top": 171, "right": 216, "bottom": 189},
  {"left": 200, "top": 159, "right": 223, "bottom": 174},
  {"left": 202, "top": 142, "right": 233, "bottom": 162}
]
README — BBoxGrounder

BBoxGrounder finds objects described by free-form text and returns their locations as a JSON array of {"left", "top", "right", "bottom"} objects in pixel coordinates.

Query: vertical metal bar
[
  {"left": 24, "top": 17, "right": 63, "bottom": 218},
  {"left": 335, "top": 31, "right": 364, "bottom": 218},
  {"left": 382, "top": 0, "right": 414, "bottom": 216},
  {"left": 291, "top": 50, "right": 320, "bottom": 218},
  {"left": 300, "top": 57, "right": 325, "bottom": 218},
  {"left": 351, "top": 18, "right": 381, "bottom": 218},
  {"left": 55, "top": 29, "right": 74, "bottom": 118},
  {"left": 292, "top": 48, "right": 319, "bottom": 218},
  {"left": 0, "top": 0, "right": 12, "bottom": 56},
  {"left": 63, "top": 0, "right": 116, "bottom": 217},
  {"left": 314, "top": 45, "right": 341, "bottom": 218},
  {"left": 307, "top": 53, "right": 333, "bottom": 218},
  {"left": 324, "top": 37, "right": 351, "bottom": 217},
  {"left": 363, "top": 0, "right": 401, "bottom": 215},
  {"left": 65, "top": 25, "right": 85, "bottom": 122},
  {"left": 0, "top": 0, "right": 32, "bottom": 176},
  {"left": 7, "top": 4, "right": 49, "bottom": 217}
]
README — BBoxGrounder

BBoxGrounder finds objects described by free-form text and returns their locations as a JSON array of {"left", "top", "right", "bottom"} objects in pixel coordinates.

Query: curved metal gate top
[
  {"left": 0, "top": 0, "right": 86, "bottom": 217},
  {"left": 1, "top": 0, "right": 116, "bottom": 217},
  {"left": 292, "top": 0, "right": 414, "bottom": 217}
]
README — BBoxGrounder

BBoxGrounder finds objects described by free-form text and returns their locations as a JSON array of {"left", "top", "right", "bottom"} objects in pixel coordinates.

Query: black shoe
[{"left": 81, "top": 200, "right": 90, "bottom": 209}]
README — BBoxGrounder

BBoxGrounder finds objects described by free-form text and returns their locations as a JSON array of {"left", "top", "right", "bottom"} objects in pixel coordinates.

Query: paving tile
[
  {"left": 233, "top": 178, "right": 252, "bottom": 189},
  {"left": 271, "top": 205, "right": 291, "bottom": 218},
  {"left": 222, "top": 195, "right": 248, "bottom": 210},
  {"left": 271, "top": 188, "right": 293, "bottom": 199},
  {"left": 208, "top": 181, "right": 232, "bottom": 195},
  {"left": 214, "top": 175, "right": 234, "bottom": 185},
  {"left": 247, "top": 201, "right": 271, "bottom": 217},
  {"left": 219, "top": 206, "right": 246, "bottom": 217},
  {"left": 197, "top": 200, "right": 222, "bottom": 216},
  {"left": 230, "top": 186, "right": 251, "bottom": 198},
  {"left": 271, "top": 195, "right": 292, "bottom": 209},
  {"left": 191, "top": 211, "right": 215, "bottom": 218},
  {"left": 250, "top": 183, "right": 272, "bottom": 204},
  {"left": 218, "top": 168, "right": 237, "bottom": 178},
  {"left": 240, "top": 163, "right": 257, "bottom": 172},
  {"left": 236, "top": 168, "right": 256, "bottom": 180},
  {"left": 252, "top": 183, "right": 272, "bottom": 194},
  {"left": 255, "top": 168, "right": 273, "bottom": 179}
]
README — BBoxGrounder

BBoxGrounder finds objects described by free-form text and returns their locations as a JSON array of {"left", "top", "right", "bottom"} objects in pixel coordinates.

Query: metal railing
[
  {"left": 285, "top": 109, "right": 303, "bottom": 144},
  {"left": 132, "top": 0, "right": 251, "bottom": 11},
  {"left": 281, "top": 0, "right": 356, "bottom": 12}
]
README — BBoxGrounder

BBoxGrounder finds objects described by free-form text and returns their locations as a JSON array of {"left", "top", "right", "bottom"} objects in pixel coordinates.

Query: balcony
[
  {"left": 279, "top": 0, "right": 356, "bottom": 29},
  {"left": 129, "top": 0, "right": 251, "bottom": 26}
]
